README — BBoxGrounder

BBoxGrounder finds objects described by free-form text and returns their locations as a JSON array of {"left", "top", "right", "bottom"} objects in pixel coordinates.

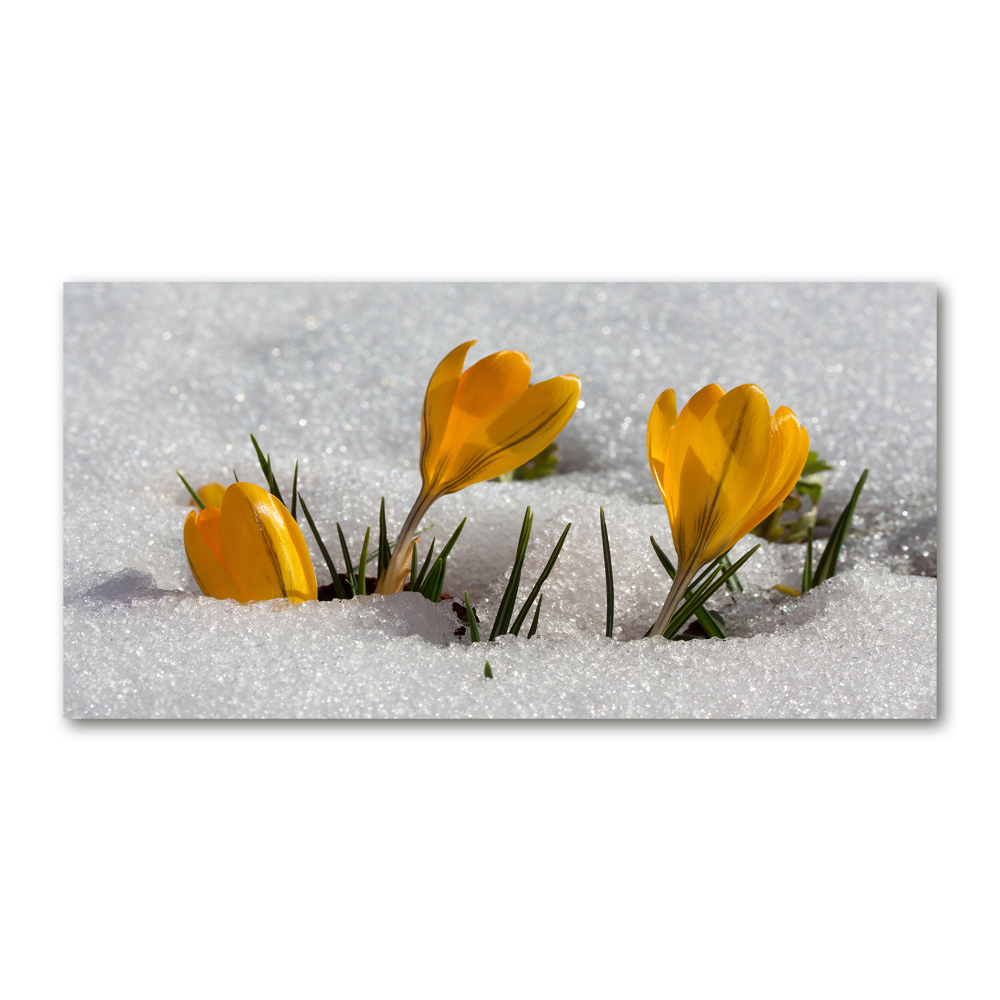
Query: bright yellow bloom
[
  {"left": 646, "top": 383, "right": 809, "bottom": 636},
  {"left": 184, "top": 482, "right": 318, "bottom": 603},
  {"left": 376, "top": 340, "right": 581, "bottom": 594},
  {"left": 188, "top": 482, "right": 227, "bottom": 508}
]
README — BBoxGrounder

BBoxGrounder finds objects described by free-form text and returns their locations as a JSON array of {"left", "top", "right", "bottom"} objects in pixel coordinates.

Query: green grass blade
[
  {"left": 265, "top": 453, "right": 285, "bottom": 504},
  {"left": 600, "top": 506, "right": 614, "bottom": 638},
  {"left": 527, "top": 593, "right": 543, "bottom": 638},
  {"left": 336, "top": 522, "right": 358, "bottom": 593},
  {"left": 489, "top": 506, "right": 533, "bottom": 640},
  {"left": 429, "top": 556, "right": 447, "bottom": 602},
  {"left": 250, "top": 433, "right": 270, "bottom": 483},
  {"left": 484, "top": 660, "right": 493, "bottom": 679},
  {"left": 649, "top": 536, "right": 725, "bottom": 639},
  {"left": 663, "top": 544, "right": 760, "bottom": 639},
  {"left": 290, "top": 461, "right": 299, "bottom": 521},
  {"left": 719, "top": 552, "right": 743, "bottom": 593},
  {"left": 299, "top": 495, "right": 347, "bottom": 600},
  {"left": 435, "top": 517, "right": 467, "bottom": 565},
  {"left": 414, "top": 538, "right": 436, "bottom": 590},
  {"left": 510, "top": 522, "right": 572, "bottom": 636},
  {"left": 464, "top": 591, "right": 481, "bottom": 642},
  {"left": 410, "top": 540, "right": 418, "bottom": 592},
  {"left": 802, "top": 526, "right": 814, "bottom": 593},
  {"left": 176, "top": 471, "right": 205, "bottom": 509},
  {"left": 232, "top": 468, "right": 240, "bottom": 482},
  {"left": 355, "top": 527, "right": 371, "bottom": 595},
  {"left": 378, "top": 498, "right": 390, "bottom": 579},
  {"left": 812, "top": 469, "right": 869, "bottom": 587}
]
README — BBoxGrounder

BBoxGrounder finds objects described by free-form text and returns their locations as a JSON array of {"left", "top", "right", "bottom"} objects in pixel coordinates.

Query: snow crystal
[{"left": 63, "top": 282, "right": 937, "bottom": 718}]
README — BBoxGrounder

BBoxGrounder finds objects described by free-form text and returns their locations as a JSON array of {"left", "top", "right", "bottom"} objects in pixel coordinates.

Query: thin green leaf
[
  {"left": 464, "top": 591, "right": 481, "bottom": 642},
  {"left": 414, "top": 538, "right": 436, "bottom": 591},
  {"left": 232, "top": 468, "right": 240, "bottom": 482},
  {"left": 600, "top": 506, "right": 614, "bottom": 638},
  {"left": 417, "top": 518, "right": 467, "bottom": 601},
  {"left": 663, "top": 544, "right": 760, "bottom": 639},
  {"left": 801, "top": 526, "right": 814, "bottom": 593},
  {"left": 489, "top": 507, "right": 533, "bottom": 640},
  {"left": 265, "top": 453, "right": 284, "bottom": 504},
  {"left": 510, "top": 522, "right": 572, "bottom": 636},
  {"left": 812, "top": 468, "right": 869, "bottom": 587},
  {"left": 290, "top": 461, "right": 299, "bottom": 521},
  {"left": 336, "top": 522, "right": 358, "bottom": 593},
  {"left": 176, "top": 471, "right": 205, "bottom": 510},
  {"left": 299, "top": 494, "right": 347, "bottom": 600},
  {"left": 355, "top": 527, "right": 371, "bottom": 596},
  {"left": 527, "top": 593, "right": 543, "bottom": 638},
  {"left": 484, "top": 660, "right": 493, "bottom": 679},
  {"left": 250, "top": 433, "right": 270, "bottom": 482},
  {"left": 649, "top": 536, "right": 725, "bottom": 639},
  {"left": 720, "top": 552, "right": 743, "bottom": 593},
  {"left": 378, "top": 498, "right": 390, "bottom": 579},
  {"left": 410, "top": 540, "right": 418, "bottom": 593},
  {"left": 428, "top": 556, "right": 447, "bottom": 602}
]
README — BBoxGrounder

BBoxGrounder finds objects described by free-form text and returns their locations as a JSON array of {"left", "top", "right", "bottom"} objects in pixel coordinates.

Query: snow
[{"left": 63, "top": 282, "right": 937, "bottom": 718}]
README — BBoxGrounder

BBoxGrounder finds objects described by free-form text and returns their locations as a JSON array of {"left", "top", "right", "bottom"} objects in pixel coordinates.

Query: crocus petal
[
  {"left": 436, "top": 375, "right": 582, "bottom": 493},
  {"left": 663, "top": 383, "right": 725, "bottom": 520},
  {"left": 733, "top": 408, "right": 810, "bottom": 540},
  {"left": 428, "top": 351, "right": 531, "bottom": 486},
  {"left": 646, "top": 388, "right": 677, "bottom": 510},
  {"left": 192, "top": 482, "right": 226, "bottom": 508},
  {"left": 420, "top": 340, "right": 477, "bottom": 486},
  {"left": 671, "top": 383, "right": 772, "bottom": 565},
  {"left": 219, "top": 483, "right": 318, "bottom": 604},
  {"left": 184, "top": 508, "right": 244, "bottom": 601}
]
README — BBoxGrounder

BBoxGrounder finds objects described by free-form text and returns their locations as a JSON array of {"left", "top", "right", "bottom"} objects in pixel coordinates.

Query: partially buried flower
[
  {"left": 184, "top": 482, "right": 317, "bottom": 603},
  {"left": 188, "top": 482, "right": 226, "bottom": 508},
  {"left": 645, "top": 383, "right": 809, "bottom": 637},
  {"left": 375, "top": 340, "right": 581, "bottom": 594}
]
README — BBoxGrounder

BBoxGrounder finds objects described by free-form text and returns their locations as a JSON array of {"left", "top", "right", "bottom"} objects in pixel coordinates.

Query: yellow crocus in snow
[
  {"left": 376, "top": 340, "right": 581, "bottom": 594},
  {"left": 184, "top": 482, "right": 317, "bottom": 603},
  {"left": 646, "top": 383, "right": 809, "bottom": 637}
]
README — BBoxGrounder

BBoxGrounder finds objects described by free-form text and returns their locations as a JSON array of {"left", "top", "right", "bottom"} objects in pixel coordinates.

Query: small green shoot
[
  {"left": 355, "top": 527, "right": 371, "bottom": 596},
  {"left": 527, "top": 594, "right": 543, "bottom": 638},
  {"left": 298, "top": 494, "right": 348, "bottom": 600},
  {"left": 489, "top": 507, "right": 534, "bottom": 640},
  {"left": 484, "top": 660, "right": 493, "bottom": 679},
  {"left": 809, "top": 468, "right": 869, "bottom": 589},
  {"left": 378, "top": 498, "right": 391, "bottom": 580},
  {"left": 336, "top": 522, "right": 358, "bottom": 593},
  {"left": 600, "top": 506, "right": 614, "bottom": 638},
  {"left": 801, "top": 526, "right": 814, "bottom": 593},
  {"left": 290, "top": 461, "right": 299, "bottom": 520},
  {"left": 464, "top": 591, "right": 481, "bottom": 642},
  {"left": 509, "top": 522, "right": 572, "bottom": 636},
  {"left": 176, "top": 471, "right": 205, "bottom": 510}
]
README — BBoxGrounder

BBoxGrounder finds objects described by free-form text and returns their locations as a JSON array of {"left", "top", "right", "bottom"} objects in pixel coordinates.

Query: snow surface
[{"left": 63, "top": 282, "right": 937, "bottom": 718}]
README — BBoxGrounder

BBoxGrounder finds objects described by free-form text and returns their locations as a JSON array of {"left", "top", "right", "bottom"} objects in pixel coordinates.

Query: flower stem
[
  {"left": 647, "top": 562, "right": 699, "bottom": 637},
  {"left": 375, "top": 492, "right": 435, "bottom": 594}
]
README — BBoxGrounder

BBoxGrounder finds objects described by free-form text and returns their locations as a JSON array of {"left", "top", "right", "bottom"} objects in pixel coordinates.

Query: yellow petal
[
  {"left": 219, "top": 483, "right": 318, "bottom": 604},
  {"left": 184, "top": 508, "right": 243, "bottom": 601},
  {"left": 734, "top": 409, "right": 810, "bottom": 540},
  {"left": 671, "top": 383, "right": 772, "bottom": 566},
  {"left": 646, "top": 388, "right": 677, "bottom": 509},
  {"left": 191, "top": 482, "right": 226, "bottom": 508},
  {"left": 663, "top": 384, "right": 725, "bottom": 522},
  {"left": 435, "top": 375, "right": 581, "bottom": 493},
  {"left": 420, "top": 340, "right": 477, "bottom": 487},
  {"left": 429, "top": 351, "right": 531, "bottom": 486}
]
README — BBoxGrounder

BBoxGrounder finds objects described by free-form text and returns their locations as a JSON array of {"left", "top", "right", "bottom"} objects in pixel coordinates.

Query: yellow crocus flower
[
  {"left": 376, "top": 340, "right": 581, "bottom": 594},
  {"left": 184, "top": 482, "right": 318, "bottom": 604},
  {"left": 646, "top": 383, "right": 809, "bottom": 637}
]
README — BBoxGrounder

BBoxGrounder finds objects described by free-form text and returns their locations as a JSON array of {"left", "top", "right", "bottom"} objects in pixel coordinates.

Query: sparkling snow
[{"left": 63, "top": 282, "right": 937, "bottom": 718}]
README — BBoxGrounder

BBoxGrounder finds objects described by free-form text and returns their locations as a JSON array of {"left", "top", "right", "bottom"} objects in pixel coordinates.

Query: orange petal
[
  {"left": 420, "top": 341, "right": 477, "bottom": 488},
  {"left": 184, "top": 508, "right": 243, "bottom": 601},
  {"left": 435, "top": 375, "right": 581, "bottom": 493},
  {"left": 735, "top": 410, "right": 810, "bottom": 539},
  {"left": 429, "top": 351, "right": 531, "bottom": 485},
  {"left": 220, "top": 483, "right": 318, "bottom": 604},
  {"left": 646, "top": 388, "right": 677, "bottom": 511},
  {"left": 672, "top": 383, "right": 772, "bottom": 566},
  {"left": 192, "top": 482, "right": 226, "bottom": 508}
]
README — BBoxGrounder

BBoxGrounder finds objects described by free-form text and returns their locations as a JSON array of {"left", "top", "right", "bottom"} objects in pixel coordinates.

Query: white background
[{"left": 3, "top": 1, "right": 992, "bottom": 996}]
